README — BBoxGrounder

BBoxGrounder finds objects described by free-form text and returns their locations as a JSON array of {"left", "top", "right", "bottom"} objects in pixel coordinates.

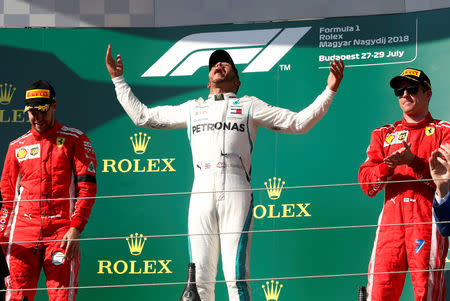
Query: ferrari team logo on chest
[
  {"left": 56, "top": 137, "right": 65, "bottom": 147},
  {"left": 425, "top": 126, "right": 435, "bottom": 136}
]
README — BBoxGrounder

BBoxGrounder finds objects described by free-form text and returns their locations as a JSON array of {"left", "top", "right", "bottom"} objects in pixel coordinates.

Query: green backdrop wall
[{"left": 1, "top": 7, "right": 450, "bottom": 300}]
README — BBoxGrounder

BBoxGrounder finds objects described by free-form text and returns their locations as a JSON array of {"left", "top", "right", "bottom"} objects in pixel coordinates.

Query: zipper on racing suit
[{"left": 34, "top": 194, "right": 47, "bottom": 254}]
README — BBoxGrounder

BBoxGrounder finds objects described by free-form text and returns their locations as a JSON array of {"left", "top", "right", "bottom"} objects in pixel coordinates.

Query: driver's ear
[{"left": 235, "top": 79, "right": 241, "bottom": 90}]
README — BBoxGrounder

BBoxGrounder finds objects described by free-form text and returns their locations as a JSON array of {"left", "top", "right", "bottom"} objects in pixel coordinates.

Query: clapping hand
[{"left": 429, "top": 143, "right": 450, "bottom": 197}]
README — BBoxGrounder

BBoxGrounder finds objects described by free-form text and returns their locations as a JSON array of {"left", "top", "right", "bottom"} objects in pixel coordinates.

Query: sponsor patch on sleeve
[{"left": 88, "top": 161, "right": 96, "bottom": 173}]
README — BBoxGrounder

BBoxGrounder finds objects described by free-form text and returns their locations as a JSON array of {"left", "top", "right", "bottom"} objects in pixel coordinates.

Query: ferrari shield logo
[
  {"left": 56, "top": 137, "right": 65, "bottom": 147},
  {"left": 425, "top": 127, "right": 435, "bottom": 136}
]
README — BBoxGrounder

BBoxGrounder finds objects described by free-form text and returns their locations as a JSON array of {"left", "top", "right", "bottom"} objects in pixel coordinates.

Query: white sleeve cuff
[
  {"left": 435, "top": 191, "right": 450, "bottom": 205},
  {"left": 112, "top": 75, "right": 125, "bottom": 85},
  {"left": 323, "top": 86, "right": 336, "bottom": 97}
]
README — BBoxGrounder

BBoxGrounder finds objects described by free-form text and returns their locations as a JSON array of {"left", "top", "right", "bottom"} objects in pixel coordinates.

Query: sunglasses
[{"left": 394, "top": 85, "right": 419, "bottom": 96}]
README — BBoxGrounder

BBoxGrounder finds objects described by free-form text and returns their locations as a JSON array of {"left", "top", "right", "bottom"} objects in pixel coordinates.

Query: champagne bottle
[
  {"left": 358, "top": 286, "right": 367, "bottom": 301},
  {"left": 180, "top": 263, "right": 201, "bottom": 301}
]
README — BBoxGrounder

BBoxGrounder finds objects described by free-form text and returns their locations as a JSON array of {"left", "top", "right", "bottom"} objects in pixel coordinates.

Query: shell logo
[
  {"left": 385, "top": 135, "right": 395, "bottom": 144},
  {"left": 16, "top": 148, "right": 27, "bottom": 159}
]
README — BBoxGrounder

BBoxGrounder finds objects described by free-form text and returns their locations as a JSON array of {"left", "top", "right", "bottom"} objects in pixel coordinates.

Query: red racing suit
[
  {"left": 0, "top": 121, "right": 97, "bottom": 301},
  {"left": 359, "top": 113, "right": 450, "bottom": 301}
]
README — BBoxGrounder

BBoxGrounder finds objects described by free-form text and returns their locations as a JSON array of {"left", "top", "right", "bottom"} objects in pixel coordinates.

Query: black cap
[
  {"left": 24, "top": 80, "right": 56, "bottom": 112},
  {"left": 390, "top": 68, "right": 431, "bottom": 90},
  {"left": 209, "top": 49, "right": 239, "bottom": 78}
]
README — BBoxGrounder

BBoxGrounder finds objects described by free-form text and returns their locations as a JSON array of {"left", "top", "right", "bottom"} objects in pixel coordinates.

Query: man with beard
[{"left": 0, "top": 80, "right": 97, "bottom": 301}]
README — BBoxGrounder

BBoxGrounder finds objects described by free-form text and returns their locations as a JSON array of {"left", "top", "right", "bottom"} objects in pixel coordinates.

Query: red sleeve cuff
[
  {"left": 377, "top": 162, "right": 395, "bottom": 178},
  {"left": 70, "top": 219, "right": 86, "bottom": 233}
]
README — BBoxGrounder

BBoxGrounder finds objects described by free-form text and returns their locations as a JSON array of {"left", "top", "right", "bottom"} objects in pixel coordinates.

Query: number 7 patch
[{"left": 415, "top": 239, "right": 425, "bottom": 253}]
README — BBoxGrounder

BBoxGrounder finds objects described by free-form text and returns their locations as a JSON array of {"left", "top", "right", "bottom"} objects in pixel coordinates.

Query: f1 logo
[{"left": 141, "top": 27, "right": 311, "bottom": 77}]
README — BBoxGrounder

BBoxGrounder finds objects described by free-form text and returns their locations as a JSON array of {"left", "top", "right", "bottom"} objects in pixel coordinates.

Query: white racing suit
[{"left": 112, "top": 75, "right": 336, "bottom": 301}]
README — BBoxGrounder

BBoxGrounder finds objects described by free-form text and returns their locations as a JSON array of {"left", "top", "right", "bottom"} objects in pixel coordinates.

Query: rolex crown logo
[
  {"left": 0, "top": 83, "right": 16, "bottom": 105},
  {"left": 262, "top": 280, "right": 283, "bottom": 301},
  {"left": 126, "top": 233, "right": 147, "bottom": 256},
  {"left": 130, "top": 132, "right": 151, "bottom": 154},
  {"left": 264, "top": 177, "right": 285, "bottom": 200}
]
